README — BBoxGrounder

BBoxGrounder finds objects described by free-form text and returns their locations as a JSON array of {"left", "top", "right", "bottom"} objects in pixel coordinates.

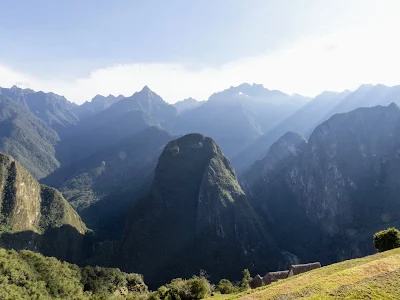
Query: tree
[
  {"left": 239, "top": 269, "right": 251, "bottom": 291},
  {"left": 215, "top": 279, "right": 237, "bottom": 294},
  {"left": 373, "top": 227, "right": 400, "bottom": 252}
]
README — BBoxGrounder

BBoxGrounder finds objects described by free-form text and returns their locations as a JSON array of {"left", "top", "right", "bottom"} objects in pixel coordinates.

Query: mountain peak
[
  {"left": 122, "top": 133, "right": 278, "bottom": 284},
  {"left": 141, "top": 85, "right": 152, "bottom": 93},
  {"left": 173, "top": 97, "right": 204, "bottom": 114}
]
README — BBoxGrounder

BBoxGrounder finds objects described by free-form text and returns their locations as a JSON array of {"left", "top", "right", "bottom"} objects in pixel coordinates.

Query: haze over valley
[{"left": 1, "top": 1, "right": 400, "bottom": 299}]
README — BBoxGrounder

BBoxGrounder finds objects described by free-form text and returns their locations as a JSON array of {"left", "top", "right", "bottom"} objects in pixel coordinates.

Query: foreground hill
[
  {"left": 121, "top": 133, "right": 285, "bottom": 286},
  {"left": 0, "top": 152, "right": 91, "bottom": 263},
  {"left": 0, "top": 248, "right": 147, "bottom": 300},
  {"left": 213, "top": 248, "right": 400, "bottom": 300}
]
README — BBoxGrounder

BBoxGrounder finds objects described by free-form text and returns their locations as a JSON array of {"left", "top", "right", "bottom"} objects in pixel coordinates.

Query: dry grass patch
[{"left": 206, "top": 248, "right": 400, "bottom": 300}]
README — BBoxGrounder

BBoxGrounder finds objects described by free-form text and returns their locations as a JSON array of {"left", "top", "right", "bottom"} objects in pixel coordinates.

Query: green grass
[{"left": 206, "top": 248, "right": 400, "bottom": 300}]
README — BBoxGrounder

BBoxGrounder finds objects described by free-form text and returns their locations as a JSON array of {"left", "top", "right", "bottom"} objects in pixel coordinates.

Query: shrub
[
  {"left": 374, "top": 227, "right": 400, "bottom": 252},
  {"left": 0, "top": 248, "right": 149, "bottom": 299},
  {"left": 187, "top": 276, "right": 210, "bottom": 299},
  {"left": 153, "top": 276, "right": 210, "bottom": 300},
  {"left": 215, "top": 279, "right": 238, "bottom": 294}
]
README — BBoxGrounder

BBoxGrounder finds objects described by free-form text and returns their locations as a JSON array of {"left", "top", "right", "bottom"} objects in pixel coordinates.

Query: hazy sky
[{"left": 1, "top": 0, "right": 399, "bottom": 103}]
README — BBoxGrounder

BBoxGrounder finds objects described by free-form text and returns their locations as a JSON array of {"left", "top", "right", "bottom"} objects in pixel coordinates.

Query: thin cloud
[{"left": 1, "top": 20, "right": 400, "bottom": 104}]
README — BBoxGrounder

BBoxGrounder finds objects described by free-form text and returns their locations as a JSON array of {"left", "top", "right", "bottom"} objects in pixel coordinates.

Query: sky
[{"left": 0, "top": 0, "right": 400, "bottom": 104}]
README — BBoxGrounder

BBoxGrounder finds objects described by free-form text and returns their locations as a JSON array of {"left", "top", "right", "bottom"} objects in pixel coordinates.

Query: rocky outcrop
[
  {"left": 0, "top": 152, "right": 91, "bottom": 263},
  {"left": 121, "top": 134, "right": 284, "bottom": 286}
]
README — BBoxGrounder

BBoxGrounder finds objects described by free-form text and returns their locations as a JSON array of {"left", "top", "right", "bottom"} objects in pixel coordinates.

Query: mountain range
[
  {"left": 243, "top": 103, "right": 400, "bottom": 265},
  {"left": 233, "top": 84, "right": 400, "bottom": 174},
  {"left": 1, "top": 82, "right": 400, "bottom": 286}
]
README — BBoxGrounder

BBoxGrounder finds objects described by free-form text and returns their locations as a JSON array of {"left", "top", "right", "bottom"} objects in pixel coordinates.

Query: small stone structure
[
  {"left": 287, "top": 262, "right": 321, "bottom": 277},
  {"left": 250, "top": 262, "right": 321, "bottom": 289},
  {"left": 249, "top": 274, "right": 263, "bottom": 289},
  {"left": 262, "top": 270, "right": 289, "bottom": 285}
]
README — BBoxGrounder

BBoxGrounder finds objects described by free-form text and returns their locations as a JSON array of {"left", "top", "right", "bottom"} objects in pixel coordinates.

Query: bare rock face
[
  {"left": 121, "top": 134, "right": 284, "bottom": 286},
  {"left": 244, "top": 103, "right": 400, "bottom": 264},
  {"left": 0, "top": 155, "right": 41, "bottom": 232},
  {"left": 0, "top": 152, "right": 91, "bottom": 263}
]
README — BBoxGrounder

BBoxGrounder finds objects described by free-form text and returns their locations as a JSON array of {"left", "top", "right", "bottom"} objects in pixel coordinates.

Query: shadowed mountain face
[
  {"left": 56, "top": 86, "right": 174, "bottom": 166},
  {"left": 121, "top": 133, "right": 285, "bottom": 286},
  {"left": 73, "top": 94, "right": 124, "bottom": 120},
  {"left": 0, "top": 152, "right": 91, "bottom": 263},
  {"left": 243, "top": 103, "right": 400, "bottom": 265},
  {"left": 0, "top": 96, "right": 60, "bottom": 179},
  {"left": 165, "top": 83, "right": 309, "bottom": 158},
  {"left": 44, "top": 127, "right": 175, "bottom": 240},
  {"left": 0, "top": 86, "right": 78, "bottom": 134},
  {"left": 56, "top": 109, "right": 160, "bottom": 166}
]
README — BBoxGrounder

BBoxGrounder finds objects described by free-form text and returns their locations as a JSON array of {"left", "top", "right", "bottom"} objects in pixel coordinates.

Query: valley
[{"left": 1, "top": 82, "right": 400, "bottom": 297}]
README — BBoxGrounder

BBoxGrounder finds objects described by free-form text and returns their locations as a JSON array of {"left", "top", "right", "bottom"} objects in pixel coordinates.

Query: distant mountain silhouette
[
  {"left": 233, "top": 84, "right": 400, "bottom": 174},
  {"left": 74, "top": 94, "right": 124, "bottom": 119},
  {"left": 165, "top": 83, "right": 309, "bottom": 157},
  {"left": 0, "top": 85, "right": 78, "bottom": 134},
  {"left": 173, "top": 97, "right": 205, "bottom": 114}
]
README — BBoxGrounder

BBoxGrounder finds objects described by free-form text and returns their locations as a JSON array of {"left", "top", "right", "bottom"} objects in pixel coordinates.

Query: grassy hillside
[{"left": 208, "top": 248, "right": 400, "bottom": 300}]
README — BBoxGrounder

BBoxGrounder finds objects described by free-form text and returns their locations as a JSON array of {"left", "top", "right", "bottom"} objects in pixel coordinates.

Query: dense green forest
[{"left": 0, "top": 248, "right": 147, "bottom": 299}]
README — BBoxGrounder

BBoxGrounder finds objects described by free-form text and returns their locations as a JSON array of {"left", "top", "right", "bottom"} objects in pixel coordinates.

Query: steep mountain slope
[
  {"left": 234, "top": 84, "right": 400, "bottom": 174},
  {"left": 0, "top": 86, "right": 78, "bottom": 134},
  {"left": 44, "top": 127, "right": 175, "bottom": 240},
  {"left": 0, "top": 152, "right": 90, "bottom": 263},
  {"left": 121, "top": 133, "right": 284, "bottom": 286},
  {"left": 73, "top": 94, "right": 124, "bottom": 120},
  {"left": 243, "top": 103, "right": 400, "bottom": 265},
  {"left": 173, "top": 97, "right": 205, "bottom": 114},
  {"left": 165, "top": 83, "right": 309, "bottom": 158},
  {"left": 0, "top": 96, "right": 60, "bottom": 179}
]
